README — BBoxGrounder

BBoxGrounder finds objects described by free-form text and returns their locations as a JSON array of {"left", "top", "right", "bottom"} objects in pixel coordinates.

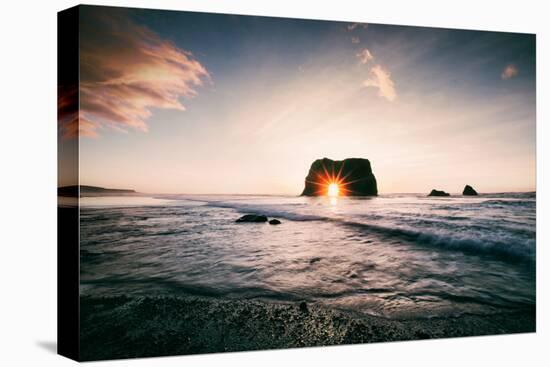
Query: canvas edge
[{"left": 57, "top": 4, "right": 81, "bottom": 362}]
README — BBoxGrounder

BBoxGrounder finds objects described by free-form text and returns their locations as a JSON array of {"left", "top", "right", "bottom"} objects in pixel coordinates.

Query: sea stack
[
  {"left": 463, "top": 185, "right": 478, "bottom": 196},
  {"left": 301, "top": 158, "right": 377, "bottom": 196},
  {"left": 428, "top": 189, "right": 450, "bottom": 197}
]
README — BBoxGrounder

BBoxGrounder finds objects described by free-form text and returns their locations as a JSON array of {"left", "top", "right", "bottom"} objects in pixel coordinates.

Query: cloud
[
  {"left": 356, "top": 48, "right": 374, "bottom": 64},
  {"left": 351, "top": 36, "right": 360, "bottom": 44},
  {"left": 363, "top": 64, "right": 397, "bottom": 101},
  {"left": 66, "top": 12, "right": 210, "bottom": 139},
  {"left": 58, "top": 85, "right": 79, "bottom": 139},
  {"left": 501, "top": 64, "right": 519, "bottom": 80},
  {"left": 347, "top": 23, "right": 368, "bottom": 31},
  {"left": 354, "top": 48, "right": 396, "bottom": 101}
]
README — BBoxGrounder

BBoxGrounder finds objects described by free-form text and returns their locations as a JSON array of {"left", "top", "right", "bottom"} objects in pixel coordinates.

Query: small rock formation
[
  {"left": 236, "top": 214, "right": 268, "bottom": 223},
  {"left": 428, "top": 189, "right": 450, "bottom": 197},
  {"left": 301, "top": 158, "right": 377, "bottom": 196},
  {"left": 268, "top": 219, "right": 281, "bottom": 225},
  {"left": 463, "top": 185, "right": 478, "bottom": 196}
]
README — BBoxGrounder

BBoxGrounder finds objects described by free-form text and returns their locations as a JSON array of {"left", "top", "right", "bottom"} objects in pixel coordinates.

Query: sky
[{"left": 59, "top": 5, "right": 536, "bottom": 194}]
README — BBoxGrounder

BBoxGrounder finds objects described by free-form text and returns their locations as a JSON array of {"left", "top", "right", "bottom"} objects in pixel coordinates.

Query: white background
[{"left": 0, "top": 0, "right": 548, "bottom": 365}]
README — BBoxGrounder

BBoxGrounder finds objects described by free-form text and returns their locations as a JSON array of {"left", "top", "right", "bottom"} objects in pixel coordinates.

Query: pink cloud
[
  {"left": 363, "top": 64, "right": 397, "bottom": 101},
  {"left": 501, "top": 64, "right": 519, "bottom": 80},
  {"left": 58, "top": 85, "right": 99, "bottom": 139},
  {"left": 74, "top": 14, "right": 210, "bottom": 138},
  {"left": 356, "top": 48, "right": 374, "bottom": 64}
]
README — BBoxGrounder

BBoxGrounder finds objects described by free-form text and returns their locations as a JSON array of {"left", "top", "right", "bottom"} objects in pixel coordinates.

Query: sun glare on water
[{"left": 327, "top": 183, "right": 340, "bottom": 197}]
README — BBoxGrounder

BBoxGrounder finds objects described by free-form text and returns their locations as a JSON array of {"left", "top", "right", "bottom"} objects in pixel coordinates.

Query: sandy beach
[{"left": 80, "top": 295, "right": 535, "bottom": 361}]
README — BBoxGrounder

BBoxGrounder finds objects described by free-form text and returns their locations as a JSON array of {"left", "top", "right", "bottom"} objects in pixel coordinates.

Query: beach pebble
[{"left": 269, "top": 219, "right": 282, "bottom": 225}]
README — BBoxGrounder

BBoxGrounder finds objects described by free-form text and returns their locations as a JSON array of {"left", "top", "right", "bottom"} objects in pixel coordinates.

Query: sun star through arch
[{"left": 304, "top": 160, "right": 367, "bottom": 197}]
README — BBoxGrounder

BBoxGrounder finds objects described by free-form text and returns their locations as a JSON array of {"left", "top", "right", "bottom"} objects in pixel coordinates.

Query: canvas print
[{"left": 58, "top": 5, "right": 536, "bottom": 361}]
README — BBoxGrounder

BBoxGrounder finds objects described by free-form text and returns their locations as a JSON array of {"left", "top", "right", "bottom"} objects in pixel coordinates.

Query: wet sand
[{"left": 80, "top": 295, "right": 535, "bottom": 361}]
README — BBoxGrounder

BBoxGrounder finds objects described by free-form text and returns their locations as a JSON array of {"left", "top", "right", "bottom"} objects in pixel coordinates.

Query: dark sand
[{"left": 80, "top": 295, "right": 535, "bottom": 361}]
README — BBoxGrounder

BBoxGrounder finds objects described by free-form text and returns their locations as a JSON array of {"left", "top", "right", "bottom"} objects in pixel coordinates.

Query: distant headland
[{"left": 58, "top": 185, "right": 136, "bottom": 197}]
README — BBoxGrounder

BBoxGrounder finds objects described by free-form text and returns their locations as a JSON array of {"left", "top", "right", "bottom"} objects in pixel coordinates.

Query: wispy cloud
[
  {"left": 347, "top": 23, "right": 368, "bottom": 31},
  {"left": 356, "top": 48, "right": 374, "bottom": 64},
  {"left": 501, "top": 64, "right": 519, "bottom": 80},
  {"left": 354, "top": 48, "right": 396, "bottom": 101},
  {"left": 363, "top": 64, "right": 397, "bottom": 101},
  {"left": 351, "top": 36, "right": 360, "bottom": 44},
  {"left": 58, "top": 85, "right": 81, "bottom": 139},
  {"left": 73, "top": 13, "right": 210, "bottom": 138}
]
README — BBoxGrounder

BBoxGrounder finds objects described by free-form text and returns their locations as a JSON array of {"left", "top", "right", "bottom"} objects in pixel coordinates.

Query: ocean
[{"left": 79, "top": 192, "right": 536, "bottom": 321}]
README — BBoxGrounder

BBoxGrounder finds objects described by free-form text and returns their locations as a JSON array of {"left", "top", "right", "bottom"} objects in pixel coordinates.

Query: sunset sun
[{"left": 327, "top": 183, "right": 340, "bottom": 197}]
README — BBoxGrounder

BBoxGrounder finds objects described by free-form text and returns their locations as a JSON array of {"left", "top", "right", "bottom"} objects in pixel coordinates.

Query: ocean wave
[
  {"left": 480, "top": 199, "right": 536, "bottom": 207},
  {"left": 340, "top": 221, "right": 535, "bottom": 263},
  {"left": 202, "top": 199, "right": 535, "bottom": 263}
]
